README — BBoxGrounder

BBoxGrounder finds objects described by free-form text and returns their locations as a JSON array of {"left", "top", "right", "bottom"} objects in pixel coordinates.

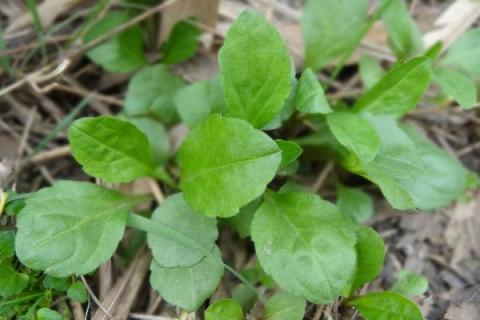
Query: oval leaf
[
  {"left": 251, "top": 191, "right": 357, "bottom": 304},
  {"left": 179, "top": 114, "right": 281, "bottom": 217},
  {"left": 219, "top": 10, "right": 293, "bottom": 129},
  {"left": 205, "top": 299, "right": 244, "bottom": 320},
  {"left": 433, "top": 68, "right": 477, "bottom": 109},
  {"left": 336, "top": 185, "right": 373, "bottom": 223},
  {"left": 441, "top": 28, "right": 480, "bottom": 77},
  {"left": 69, "top": 116, "right": 156, "bottom": 183},
  {"left": 0, "top": 260, "right": 29, "bottom": 297},
  {"left": 16, "top": 181, "right": 134, "bottom": 277},
  {"left": 264, "top": 292, "right": 306, "bottom": 320},
  {"left": 150, "top": 246, "right": 224, "bottom": 312},
  {"left": 147, "top": 193, "right": 218, "bottom": 267},
  {"left": 295, "top": 68, "right": 331, "bottom": 114}
]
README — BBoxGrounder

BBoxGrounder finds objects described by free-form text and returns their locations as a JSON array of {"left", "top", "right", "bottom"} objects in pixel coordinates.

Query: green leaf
[
  {"left": 303, "top": 0, "right": 368, "bottom": 71},
  {"left": 69, "top": 116, "right": 157, "bottom": 183},
  {"left": 36, "top": 308, "right": 63, "bottom": 320},
  {"left": 441, "top": 28, "right": 480, "bottom": 77},
  {"left": 337, "top": 185, "right": 373, "bottom": 223},
  {"left": 179, "top": 115, "right": 281, "bottom": 217},
  {"left": 251, "top": 191, "right": 357, "bottom": 304},
  {"left": 161, "top": 18, "right": 201, "bottom": 64},
  {"left": 381, "top": 0, "right": 423, "bottom": 58},
  {"left": 264, "top": 292, "right": 306, "bottom": 320},
  {"left": 124, "top": 64, "right": 186, "bottom": 124},
  {"left": 326, "top": 112, "right": 381, "bottom": 162},
  {"left": 226, "top": 198, "right": 262, "bottom": 238},
  {"left": 359, "top": 56, "right": 385, "bottom": 89},
  {"left": 276, "top": 140, "right": 302, "bottom": 168},
  {"left": 150, "top": 246, "right": 224, "bottom": 312},
  {"left": 205, "top": 299, "right": 244, "bottom": 320},
  {"left": 390, "top": 270, "right": 428, "bottom": 297},
  {"left": 349, "top": 226, "right": 385, "bottom": 294},
  {"left": 433, "top": 68, "right": 477, "bottom": 109},
  {"left": 15, "top": 181, "right": 136, "bottom": 277},
  {"left": 175, "top": 77, "right": 226, "bottom": 128},
  {"left": 295, "top": 68, "right": 332, "bottom": 114},
  {"left": 368, "top": 172, "right": 414, "bottom": 210},
  {"left": 353, "top": 57, "right": 432, "bottom": 117},
  {"left": 126, "top": 116, "right": 170, "bottom": 165},
  {"left": 0, "top": 260, "right": 29, "bottom": 297},
  {"left": 43, "top": 276, "right": 71, "bottom": 291},
  {"left": 219, "top": 10, "right": 293, "bottom": 129},
  {"left": 84, "top": 12, "right": 146, "bottom": 73},
  {"left": 0, "top": 230, "right": 15, "bottom": 258},
  {"left": 147, "top": 193, "right": 217, "bottom": 267},
  {"left": 398, "top": 124, "right": 467, "bottom": 210},
  {"left": 348, "top": 291, "right": 423, "bottom": 320},
  {"left": 232, "top": 284, "right": 258, "bottom": 312},
  {"left": 67, "top": 282, "right": 88, "bottom": 303}
]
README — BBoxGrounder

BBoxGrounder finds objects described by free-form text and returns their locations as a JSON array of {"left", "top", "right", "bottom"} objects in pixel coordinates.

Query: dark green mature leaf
[
  {"left": 337, "top": 185, "right": 373, "bottom": 223},
  {"left": 349, "top": 292, "right": 423, "bottom": 320},
  {"left": 43, "top": 276, "right": 71, "bottom": 291},
  {"left": 264, "top": 292, "right": 306, "bottom": 320},
  {"left": 126, "top": 116, "right": 170, "bottom": 165},
  {"left": 441, "top": 28, "right": 480, "bottom": 77},
  {"left": 398, "top": 124, "right": 467, "bottom": 210},
  {"left": 37, "top": 308, "right": 63, "bottom": 320},
  {"left": 226, "top": 198, "right": 262, "bottom": 238},
  {"left": 124, "top": 64, "right": 185, "bottom": 124},
  {"left": 205, "top": 299, "right": 244, "bottom": 320},
  {"left": 175, "top": 77, "right": 226, "bottom": 128},
  {"left": 150, "top": 246, "right": 224, "bottom": 312},
  {"left": 295, "top": 68, "right": 331, "bottom": 114},
  {"left": 276, "top": 140, "right": 302, "bottom": 168},
  {"left": 147, "top": 193, "right": 217, "bottom": 267},
  {"left": 84, "top": 12, "right": 146, "bottom": 73},
  {"left": 433, "top": 68, "right": 477, "bottom": 109},
  {"left": 390, "top": 270, "right": 428, "bottom": 297},
  {"left": 219, "top": 10, "right": 293, "bottom": 129},
  {"left": 359, "top": 56, "right": 385, "bottom": 89},
  {"left": 381, "top": 0, "right": 423, "bottom": 58},
  {"left": 0, "top": 231, "right": 15, "bottom": 258},
  {"left": 69, "top": 116, "right": 157, "bottom": 183},
  {"left": 0, "top": 261, "right": 29, "bottom": 297},
  {"left": 327, "top": 112, "right": 381, "bottom": 162},
  {"left": 251, "top": 191, "right": 357, "bottom": 304},
  {"left": 349, "top": 226, "right": 385, "bottom": 294},
  {"left": 67, "top": 282, "right": 88, "bottom": 303},
  {"left": 161, "top": 19, "right": 201, "bottom": 64},
  {"left": 303, "top": 0, "right": 368, "bottom": 71},
  {"left": 16, "top": 181, "right": 136, "bottom": 277},
  {"left": 353, "top": 57, "right": 432, "bottom": 117},
  {"left": 179, "top": 115, "right": 281, "bottom": 217}
]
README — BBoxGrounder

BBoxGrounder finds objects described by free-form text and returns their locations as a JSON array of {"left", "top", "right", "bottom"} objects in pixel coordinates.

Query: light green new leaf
[
  {"left": 381, "top": 0, "right": 423, "bottom": 58},
  {"left": 226, "top": 198, "right": 262, "bottom": 238},
  {"left": 327, "top": 112, "right": 381, "bottom": 162},
  {"left": 147, "top": 193, "right": 217, "bottom": 267},
  {"left": 175, "top": 77, "right": 226, "bottom": 128},
  {"left": 337, "top": 185, "right": 373, "bottom": 223},
  {"left": 433, "top": 68, "right": 477, "bottom": 109},
  {"left": 126, "top": 116, "right": 170, "bottom": 165},
  {"left": 0, "top": 261, "right": 29, "bottom": 297},
  {"left": 205, "top": 299, "right": 244, "bottom": 320},
  {"left": 276, "top": 140, "right": 302, "bottom": 168},
  {"left": 348, "top": 291, "right": 423, "bottom": 320},
  {"left": 179, "top": 115, "right": 281, "bottom": 217},
  {"left": 161, "top": 19, "right": 201, "bottom": 64},
  {"left": 0, "top": 230, "right": 15, "bottom": 258},
  {"left": 349, "top": 226, "right": 385, "bottom": 294},
  {"left": 67, "top": 282, "right": 88, "bottom": 303},
  {"left": 390, "top": 270, "right": 428, "bottom": 297},
  {"left": 37, "top": 308, "right": 63, "bottom": 320},
  {"left": 264, "top": 292, "right": 306, "bottom": 320},
  {"left": 303, "top": 0, "right": 368, "bottom": 71},
  {"left": 219, "top": 10, "right": 293, "bottom": 129},
  {"left": 15, "top": 181, "right": 136, "bottom": 277},
  {"left": 398, "top": 124, "right": 467, "bottom": 210},
  {"left": 353, "top": 57, "right": 432, "bottom": 117},
  {"left": 295, "top": 68, "right": 331, "bottom": 114},
  {"left": 84, "top": 12, "right": 146, "bottom": 73},
  {"left": 359, "top": 56, "right": 385, "bottom": 89},
  {"left": 69, "top": 116, "right": 157, "bottom": 183},
  {"left": 441, "top": 28, "right": 480, "bottom": 77},
  {"left": 251, "top": 191, "right": 357, "bottom": 304},
  {"left": 150, "top": 246, "right": 224, "bottom": 312},
  {"left": 124, "top": 64, "right": 185, "bottom": 124}
]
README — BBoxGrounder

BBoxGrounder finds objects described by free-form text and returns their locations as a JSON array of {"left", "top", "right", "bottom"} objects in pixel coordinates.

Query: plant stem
[
  {"left": 223, "top": 263, "right": 263, "bottom": 301},
  {"left": 0, "top": 292, "right": 44, "bottom": 307}
]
